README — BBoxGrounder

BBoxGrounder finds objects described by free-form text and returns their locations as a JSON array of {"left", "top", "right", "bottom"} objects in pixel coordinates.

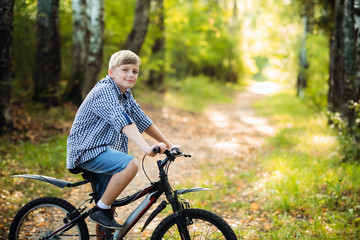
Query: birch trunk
[
  {"left": 81, "top": 0, "right": 104, "bottom": 99},
  {"left": 296, "top": 1, "right": 314, "bottom": 98},
  {"left": 64, "top": 0, "right": 89, "bottom": 104}
]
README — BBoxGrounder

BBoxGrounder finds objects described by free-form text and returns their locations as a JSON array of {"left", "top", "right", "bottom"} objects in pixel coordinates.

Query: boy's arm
[
  {"left": 122, "top": 123, "right": 166, "bottom": 156},
  {"left": 144, "top": 124, "right": 174, "bottom": 149}
]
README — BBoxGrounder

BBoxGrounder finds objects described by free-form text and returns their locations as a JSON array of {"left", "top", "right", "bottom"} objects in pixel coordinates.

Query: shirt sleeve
[
  {"left": 128, "top": 93, "right": 153, "bottom": 133},
  {"left": 91, "top": 86, "right": 134, "bottom": 133}
]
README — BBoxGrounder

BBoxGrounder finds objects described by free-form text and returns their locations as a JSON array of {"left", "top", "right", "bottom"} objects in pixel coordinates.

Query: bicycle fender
[
  {"left": 141, "top": 200, "right": 167, "bottom": 232},
  {"left": 175, "top": 187, "right": 212, "bottom": 195},
  {"left": 12, "top": 174, "right": 71, "bottom": 188}
]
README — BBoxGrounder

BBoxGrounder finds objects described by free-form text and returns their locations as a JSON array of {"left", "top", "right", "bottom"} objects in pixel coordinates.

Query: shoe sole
[{"left": 89, "top": 216, "right": 123, "bottom": 230}]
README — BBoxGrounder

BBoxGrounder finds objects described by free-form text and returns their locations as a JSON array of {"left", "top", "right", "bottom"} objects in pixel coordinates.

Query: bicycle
[{"left": 9, "top": 148, "right": 238, "bottom": 239}]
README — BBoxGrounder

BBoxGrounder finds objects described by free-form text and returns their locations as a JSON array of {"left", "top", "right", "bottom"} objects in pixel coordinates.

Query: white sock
[{"left": 97, "top": 199, "right": 111, "bottom": 209}]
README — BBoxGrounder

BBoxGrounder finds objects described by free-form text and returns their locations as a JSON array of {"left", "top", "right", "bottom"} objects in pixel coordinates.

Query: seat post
[{"left": 81, "top": 171, "right": 100, "bottom": 203}]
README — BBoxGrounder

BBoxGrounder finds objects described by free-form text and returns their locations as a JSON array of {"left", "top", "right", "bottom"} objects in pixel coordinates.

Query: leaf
[{"left": 251, "top": 202, "right": 260, "bottom": 211}]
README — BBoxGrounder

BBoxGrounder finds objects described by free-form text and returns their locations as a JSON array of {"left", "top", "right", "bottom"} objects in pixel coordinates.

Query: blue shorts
[{"left": 79, "top": 147, "right": 134, "bottom": 199}]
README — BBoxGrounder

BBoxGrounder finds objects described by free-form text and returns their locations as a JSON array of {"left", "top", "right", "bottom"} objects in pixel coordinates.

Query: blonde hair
[{"left": 108, "top": 50, "right": 141, "bottom": 70}]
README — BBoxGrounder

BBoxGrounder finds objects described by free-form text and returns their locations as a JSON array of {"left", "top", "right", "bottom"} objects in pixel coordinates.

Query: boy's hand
[
  {"left": 169, "top": 144, "right": 182, "bottom": 151},
  {"left": 147, "top": 142, "right": 167, "bottom": 157}
]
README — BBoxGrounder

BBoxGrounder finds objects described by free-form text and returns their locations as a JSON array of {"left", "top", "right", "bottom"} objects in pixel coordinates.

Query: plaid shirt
[{"left": 66, "top": 75, "right": 153, "bottom": 169}]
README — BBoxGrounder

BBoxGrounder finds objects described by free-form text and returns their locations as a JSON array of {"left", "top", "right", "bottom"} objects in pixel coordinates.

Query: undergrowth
[
  {"left": 177, "top": 90, "right": 360, "bottom": 239},
  {"left": 248, "top": 91, "right": 360, "bottom": 238}
]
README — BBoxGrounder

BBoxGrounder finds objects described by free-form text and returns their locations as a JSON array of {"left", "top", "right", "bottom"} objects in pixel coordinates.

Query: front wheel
[
  {"left": 9, "top": 196, "right": 89, "bottom": 240},
  {"left": 151, "top": 208, "right": 237, "bottom": 240}
]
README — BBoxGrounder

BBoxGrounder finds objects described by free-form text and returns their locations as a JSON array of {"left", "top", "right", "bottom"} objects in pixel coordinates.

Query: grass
[
  {"left": 173, "top": 90, "right": 360, "bottom": 239},
  {"left": 254, "top": 91, "right": 360, "bottom": 239},
  {"left": 257, "top": 91, "right": 358, "bottom": 238},
  {"left": 0, "top": 107, "right": 76, "bottom": 237}
]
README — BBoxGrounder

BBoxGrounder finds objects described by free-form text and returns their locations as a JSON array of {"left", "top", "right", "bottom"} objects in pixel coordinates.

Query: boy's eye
[{"left": 122, "top": 68, "right": 128, "bottom": 72}]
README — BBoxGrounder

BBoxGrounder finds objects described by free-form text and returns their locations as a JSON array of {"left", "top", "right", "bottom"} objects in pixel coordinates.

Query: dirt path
[{"left": 64, "top": 82, "right": 278, "bottom": 238}]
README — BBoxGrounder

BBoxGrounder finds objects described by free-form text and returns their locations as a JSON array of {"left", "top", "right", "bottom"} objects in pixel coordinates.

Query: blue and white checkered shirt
[{"left": 66, "top": 75, "right": 153, "bottom": 169}]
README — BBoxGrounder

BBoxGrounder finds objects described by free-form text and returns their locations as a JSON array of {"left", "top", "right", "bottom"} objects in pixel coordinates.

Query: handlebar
[
  {"left": 152, "top": 147, "right": 191, "bottom": 158},
  {"left": 141, "top": 147, "right": 191, "bottom": 183}
]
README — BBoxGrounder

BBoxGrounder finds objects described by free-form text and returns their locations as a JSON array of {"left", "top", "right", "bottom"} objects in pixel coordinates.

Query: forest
[{"left": 1, "top": 0, "right": 360, "bottom": 239}]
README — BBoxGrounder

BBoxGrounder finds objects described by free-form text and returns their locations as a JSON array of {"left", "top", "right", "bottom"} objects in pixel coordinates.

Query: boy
[{"left": 66, "top": 50, "right": 175, "bottom": 230}]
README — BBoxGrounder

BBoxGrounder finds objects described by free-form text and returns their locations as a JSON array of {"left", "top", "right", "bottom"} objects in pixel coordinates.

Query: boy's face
[{"left": 109, "top": 63, "right": 140, "bottom": 93}]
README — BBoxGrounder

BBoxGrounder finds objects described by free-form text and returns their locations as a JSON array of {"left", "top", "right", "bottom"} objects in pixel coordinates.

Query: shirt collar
[{"left": 106, "top": 75, "right": 130, "bottom": 100}]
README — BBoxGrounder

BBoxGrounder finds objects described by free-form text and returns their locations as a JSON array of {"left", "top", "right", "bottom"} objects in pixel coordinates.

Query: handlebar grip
[{"left": 152, "top": 147, "right": 161, "bottom": 154}]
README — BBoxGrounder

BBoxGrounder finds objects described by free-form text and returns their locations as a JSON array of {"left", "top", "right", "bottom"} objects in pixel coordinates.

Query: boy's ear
[{"left": 108, "top": 68, "right": 113, "bottom": 76}]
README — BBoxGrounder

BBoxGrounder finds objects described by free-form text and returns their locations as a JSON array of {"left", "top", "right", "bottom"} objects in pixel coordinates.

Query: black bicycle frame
[{"left": 14, "top": 149, "right": 204, "bottom": 240}]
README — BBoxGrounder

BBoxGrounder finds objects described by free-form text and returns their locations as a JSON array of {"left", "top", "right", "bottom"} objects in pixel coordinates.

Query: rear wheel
[
  {"left": 151, "top": 208, "right": 237, "bottom": 239},
  {"left": 9, "top": 197, "right": 89, "bottom": 240}
]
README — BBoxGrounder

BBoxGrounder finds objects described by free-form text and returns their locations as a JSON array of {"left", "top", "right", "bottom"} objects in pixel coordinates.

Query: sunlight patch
[
  {"left": 206, "top": 110, "right": 230, "bottom": 128},
  {"left": 214, "top": 141, "right": 240, "bottom": 151},
  {"left": 249, "top": 82, "right": 281, "bottom": 95}
]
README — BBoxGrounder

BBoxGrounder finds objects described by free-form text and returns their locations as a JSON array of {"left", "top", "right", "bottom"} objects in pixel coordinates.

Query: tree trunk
[
  {"left": 342, "top": 0, "right": 357, "bottom": 122},
  {"left": 125, "top": 0, "right": 151, "bottom": 54},
  {"left": 0, "top": 0, "right": 14, "bottom": 133},
  {"left": 328, "top": 0, "right": 345, "bottom": 113},
  {"left": 81, "top": 0, "right": 104, "bottom": 99},
  {"left": 148, "top": 0, "right": 165, "bottom": 89},
  {"left": 296, "top": 0, "right": 314, "bottom": 98},
  {"left": 63, "top": 0, "right": 89, "bottom": 105},
  {"left": 297, "top": 17, "right": 309, "bottom": 98},
  {"left": 355, "top": 0, "right": 360, "bottom": 101},
  {"left": 33, "top": 0, "right": 61, "bottom": 107}
]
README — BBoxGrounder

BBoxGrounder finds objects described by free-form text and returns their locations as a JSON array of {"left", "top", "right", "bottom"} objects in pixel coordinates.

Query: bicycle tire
[
  {"left": 9, "top": 196, "right": 89, "bottom": 240},
  {"left": 151, "top": 208, "right": 238, "bottom": 240}
]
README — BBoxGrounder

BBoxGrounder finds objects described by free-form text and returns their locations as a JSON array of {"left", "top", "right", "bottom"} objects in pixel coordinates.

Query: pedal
[{"left": 98, "top": 225, "right": 115, "bottom": 234}]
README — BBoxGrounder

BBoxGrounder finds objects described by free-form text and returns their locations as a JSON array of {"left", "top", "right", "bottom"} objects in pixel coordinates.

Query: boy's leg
[
  {"left": 100, "top": 159, "right": 139, "bottom": 205},
  {"left": 79, "top": 148, "right": 138, "bottom": 229},
  {"left": 90, "top": 159, "right": 138, "bottom": 229}
]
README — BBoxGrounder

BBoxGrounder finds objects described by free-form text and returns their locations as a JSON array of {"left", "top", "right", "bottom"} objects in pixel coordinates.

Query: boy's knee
[{"left": 127, "top": 158, "right": 139, "bottom": 173}]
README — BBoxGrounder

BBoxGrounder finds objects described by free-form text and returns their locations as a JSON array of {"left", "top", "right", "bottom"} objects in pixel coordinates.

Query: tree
[
  {"left": 328, "top": 0, "right": 360, "bottom": 160},
  {"left": 147, "top": 0, "right": 165, "bottom": 89},
  {"left": 0, "top": 0, "right": 14, "bottom": 133},
  {"left": 63, "top": 0, "right": 89, "bottom": 105},
  {"left": 63, "top": 0, "right": 104, "bottom": 102},
  {"left": 81, "top": 0, "right": 104, "bottom": 99},
  {"left": 125, "top": 0, "right": 151, "bottom": 54},
  {"left": 296, "top": 0, "right": 314, "bottom": 98},
  {"left": 33, "top": 0, "right": 61, "bottom": 107}
]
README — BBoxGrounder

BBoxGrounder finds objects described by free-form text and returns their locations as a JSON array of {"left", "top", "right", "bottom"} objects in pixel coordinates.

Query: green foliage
[
  {"left": 164, "top": 0, "right": 242, "bottom": 83},
  {"left": 303, "top": 33, "right": 330, "bottom": 110},
  {"left": 327, "top": 100, "right": 360, "bottom": 162},
  {"left": 12, "top": 0, "right": 37, "bottom": 100},
  {"left": 250, "top": 91, "right": 360, "bottom": 239},
  {"left": 0, "top": 135, "right": 71, "bottom": 208}
]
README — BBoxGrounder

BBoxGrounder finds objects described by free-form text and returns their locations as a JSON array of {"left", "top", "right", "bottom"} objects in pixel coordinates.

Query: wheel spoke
[
  {"left": 9, "top": 197, "right": 88, "bottom": 240},
  {"left": 151, "top": 209, "right": 236, "bottom": 239}
]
